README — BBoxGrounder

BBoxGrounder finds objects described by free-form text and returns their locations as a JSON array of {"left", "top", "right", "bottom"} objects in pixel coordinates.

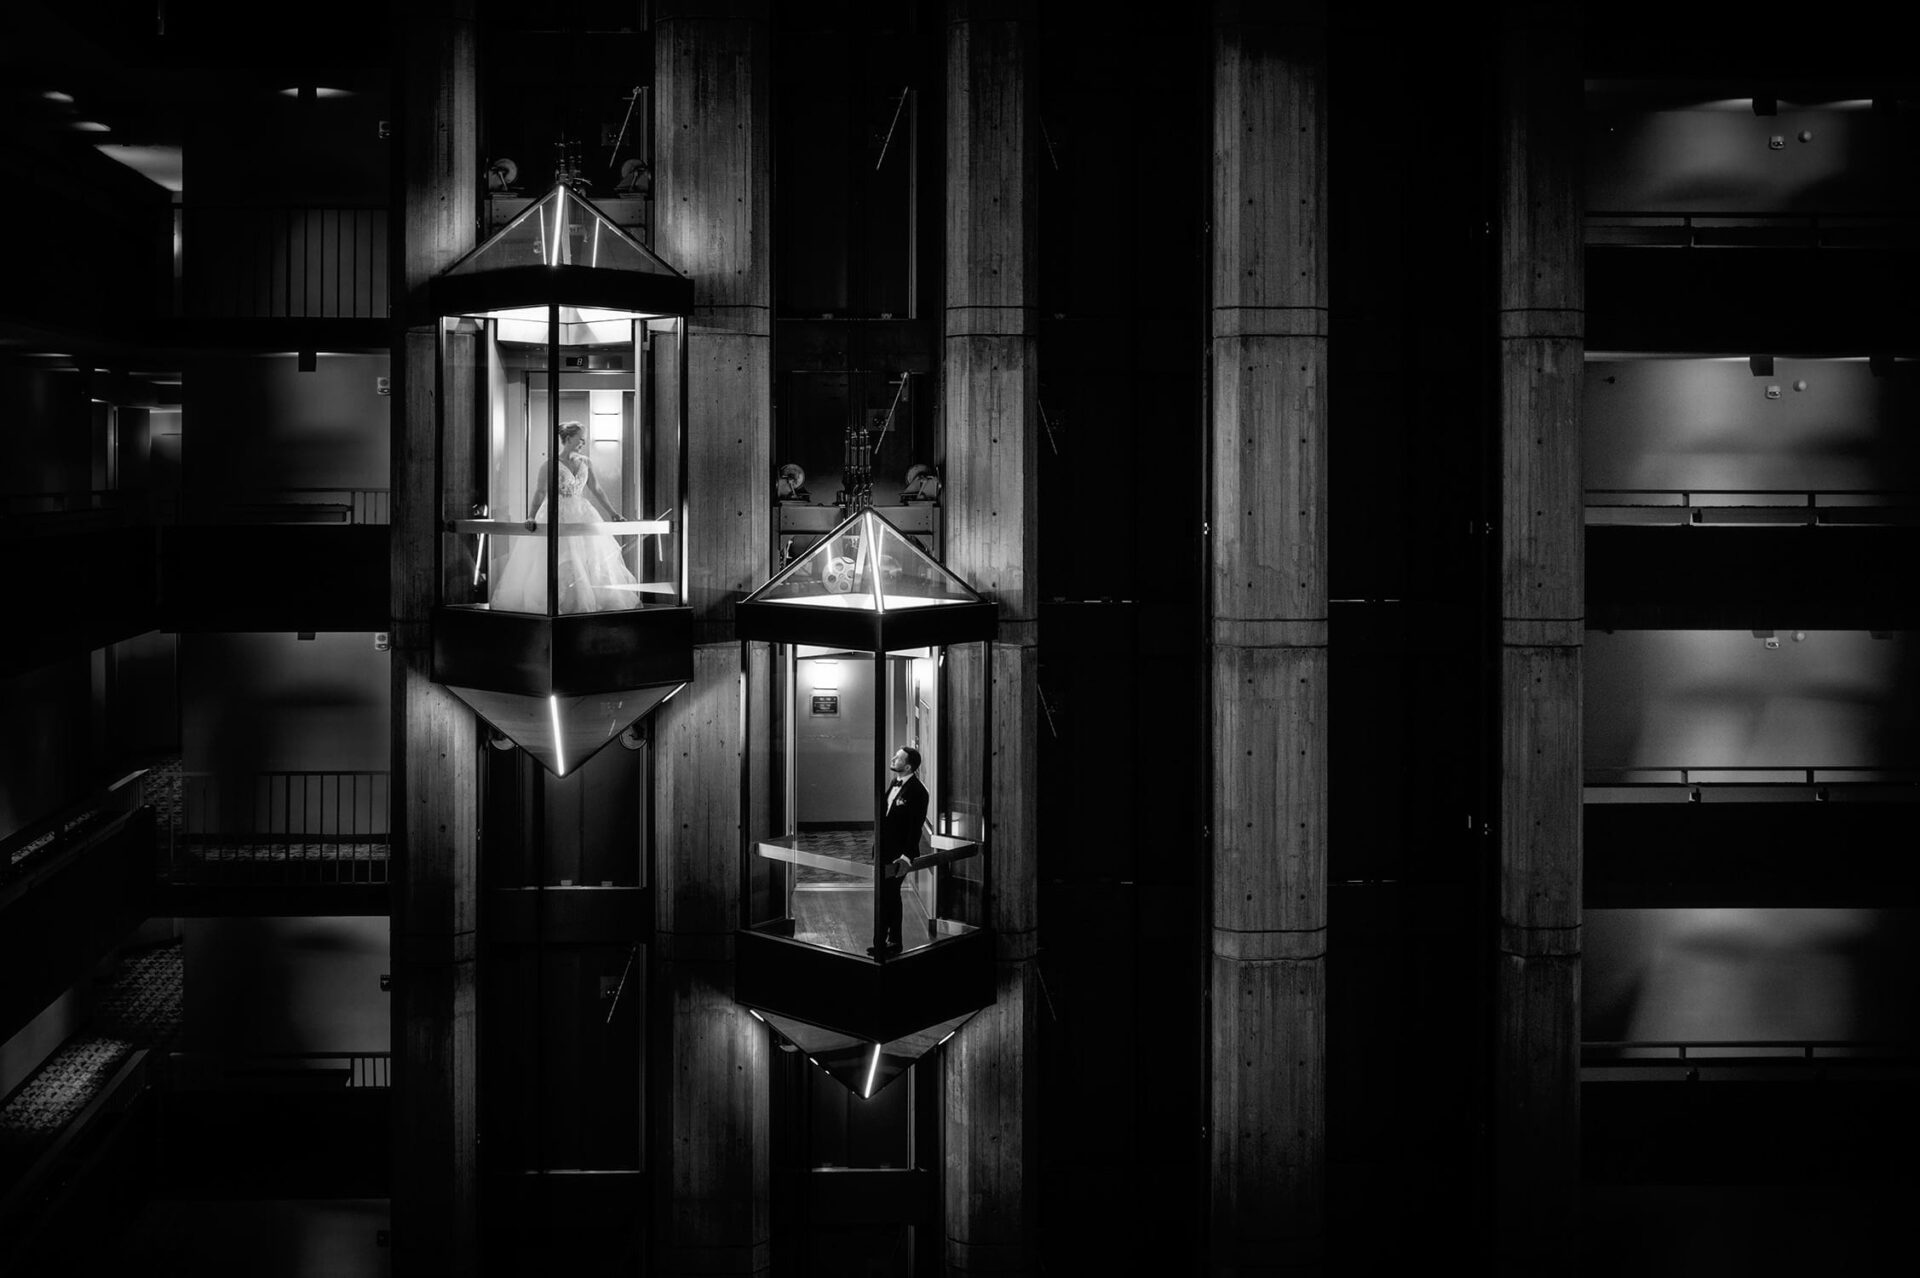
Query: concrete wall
[
  {"left": 182, "top": 353, "right": 391, "bottom": 498},
  {"left": 181, "top": 632, "right": 390, "bottom": 778},
  {"left": 0, "top": 657, "right": 91, "bottom": 844},
  {"left": 0, "top": 363, "right": 92, "bottom": 497},
  {"left": 182, "top": 916, "right": 390, "bottom": 1055}
]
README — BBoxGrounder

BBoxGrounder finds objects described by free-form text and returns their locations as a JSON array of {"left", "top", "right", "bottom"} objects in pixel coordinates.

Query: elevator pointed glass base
[
  {"left": 446, "top": 683, "right": 681, "bottom": 777},
  {"left": 759, "top": 1010, "right": 975, "bottom": 1100}
]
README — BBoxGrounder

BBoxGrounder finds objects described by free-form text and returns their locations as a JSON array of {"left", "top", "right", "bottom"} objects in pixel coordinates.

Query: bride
[{"left": 491, "top": 421, "right": 642, "bottom": 613}]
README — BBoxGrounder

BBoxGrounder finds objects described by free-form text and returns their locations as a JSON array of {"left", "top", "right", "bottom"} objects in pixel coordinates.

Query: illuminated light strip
[
  {"left": 864, "top": 514, "right": 883, "bottom": 613},
  {"left": 472, "top": 534, "right": 488, "bottom": 587},
  {"left": 552, "top": 189, "right": 567, "bottom": 265},
  {"left": 537, "top": 206, "right": 548, "bottom": 267},
  {"left": 862, "top": 1042, "right": 882, "bottom": 1098},
  {"left": 549, "top": 694, "right": 566, "bottom": 776},
  {"left": 592, "top": 217, "right": 601, "bottom": 268}
]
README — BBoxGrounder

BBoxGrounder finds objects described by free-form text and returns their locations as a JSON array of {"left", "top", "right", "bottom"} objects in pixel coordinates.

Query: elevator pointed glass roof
[
  {"left": 447, "top": 183, "right": 678, "bottom": 278},
  {"left": 734, "top": 507, "right": 997, "bottom": 651},
  {"left": 430, "top": 181, "right": 693, "bottom": 318}
]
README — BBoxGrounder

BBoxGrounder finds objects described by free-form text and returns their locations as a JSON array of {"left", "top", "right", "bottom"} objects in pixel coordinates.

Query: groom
[{"left": 869, "top": 746, "right": 929, "bottom": 959}]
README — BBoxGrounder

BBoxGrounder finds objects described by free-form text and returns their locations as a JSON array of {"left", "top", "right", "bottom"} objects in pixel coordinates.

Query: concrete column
[
  {"left": 1494, "top": 3, "right": 1584, "bottom": 1270},
  {"left": 1208, "top": 2, "right": 1328, "bottom": 1272},
  {"left": 651, "top": 3, "right": 773, "bottom": 1275},
  {"left": 392, "top": 3, "right": 479, "bottom": 1274},
  {"left": 943, "top": 1, "right": 1040, "bottom": 1272}
]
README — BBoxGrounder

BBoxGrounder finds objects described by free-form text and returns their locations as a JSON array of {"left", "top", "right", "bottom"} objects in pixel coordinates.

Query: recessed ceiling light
[
  {"left": 72, "top": 120, "right": 111, "bottom": 133},
  {"left": 43, "top": 90, "right": 74, "bottom": 103}
]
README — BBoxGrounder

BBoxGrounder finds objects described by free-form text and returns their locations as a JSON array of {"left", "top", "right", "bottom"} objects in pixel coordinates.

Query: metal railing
[
  {"left": 1584, "top": 1040, "right": 1920, "bottom": 1076},
  {"left": 1585, "top": 766, "right": 1920, "bottom": 803},
  {"left": 1586, "top": 488, "right": 1920, "bottom": 526},
  {"left": 183, "top": 204, "right": 390, "bottom": 319},
  {"left": 161, "top": 486, "right": 392, "bottom": 525},
  {"left": 0, "top": 489, "right": 160, "bottom": 521},
  {"left": 171, "top": 770, "right": 391, "bottom": 885},
  {"left": 184, "top": 1051, "right": 393, "bottom": 1089},
  {"left": 5, "top": 488, "right": 391, "bottom": 526},
  {"left": 2, "top": 770, "right": 150, "bottom": 895},
  {"left": 1585, "top": 210, "right": 1912, "bottom": 250}
]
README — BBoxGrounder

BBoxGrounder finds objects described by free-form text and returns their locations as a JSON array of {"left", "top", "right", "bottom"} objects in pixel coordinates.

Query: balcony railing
[
  {"left": 0, "top": 490, "right": 161, "bottom": 521},
  {"left": 162, "top": 487, "right": 392, "bottom": 525},
  {"left": 2, "top": 770, "right": 151, "bottom": 897},
  {"left": 4, "top": 487, "right": 392, "bottom": 527},
  {"left": 1586, "top": 488, "right": 1920, "bottom": 527},
  {"left": 1586, "top": 211, "right": 1912, "bottom": 250},
  {"left": 169, "top": 1050, "right": 392, "bottom": 1090},
  {"left": 183, "top": 204, "right": 389, "bottom": 319},
  {"left": 168, "top": 770, "right": 391, "bottom": 885},
  {"left": 1584, "top": 1039, "right": 1920, "bottom": 1080},
  {"left": 1585, "top": 766, "right": 1920, "bottom": 804}
]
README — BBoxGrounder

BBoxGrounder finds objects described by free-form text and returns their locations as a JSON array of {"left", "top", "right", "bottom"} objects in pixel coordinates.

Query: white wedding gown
[{"left": 490, "top": 459, "right": 641, "bottom": 613}]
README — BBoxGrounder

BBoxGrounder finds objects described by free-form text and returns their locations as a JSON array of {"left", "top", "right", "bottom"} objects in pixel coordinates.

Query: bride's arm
[
  {"left": 526, "top": 460, "right": 552, "bottom": 528},
  {"left": 581, "top": 463, "right": 620, "bottom": 521}
]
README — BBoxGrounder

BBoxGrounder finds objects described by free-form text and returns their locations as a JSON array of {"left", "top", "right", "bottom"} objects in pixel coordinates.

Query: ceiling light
[{"left": 96, "top": 144, "right": 184, "bottom": 193}]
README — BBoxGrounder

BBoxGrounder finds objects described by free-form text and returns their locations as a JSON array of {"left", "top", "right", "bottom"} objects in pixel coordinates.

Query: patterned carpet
[
  {"left": 144, "top": 757, "right": 184, "bottom": 854},
  {"left": 791, "top": 827, "right": 876, "bottom": 886},
  {"left": 95, "top": 940, "right": 186, "bottom": 1043},
  {"left": 180, "top": 840, "right": 389, "bottom": 862},
  {"left": 0, "top": 939, "right": 183, "bottom": 1184}
]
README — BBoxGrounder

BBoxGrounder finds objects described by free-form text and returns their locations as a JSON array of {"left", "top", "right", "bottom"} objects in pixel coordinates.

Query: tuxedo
[{"left": 874, "top": 772, "right": 929, "bottom": 952}]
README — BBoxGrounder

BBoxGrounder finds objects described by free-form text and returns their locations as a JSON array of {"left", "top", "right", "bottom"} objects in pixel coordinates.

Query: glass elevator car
[
  {"left": 429, "top": 182, "right": 694, "bottom": 776},
  {"left": 733, "top": 508, "right": 999, "bottom": 1096}
]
